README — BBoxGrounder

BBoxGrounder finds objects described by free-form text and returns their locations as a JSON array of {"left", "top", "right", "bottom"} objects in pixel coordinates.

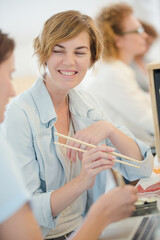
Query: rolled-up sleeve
[
  {"left": 112, "top": 125, "right": 154, "bottom": 181},
  {"left": 32, "top": 191, "right": 58, "bottom": 230}
]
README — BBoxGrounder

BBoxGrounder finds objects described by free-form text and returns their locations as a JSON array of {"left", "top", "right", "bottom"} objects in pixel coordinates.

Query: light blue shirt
[
  {"left": 3, "top": 78, "right": 154, "bottom": 237},
  {"left": 0, "top": 134, "right": 30, "bottom": 224}
]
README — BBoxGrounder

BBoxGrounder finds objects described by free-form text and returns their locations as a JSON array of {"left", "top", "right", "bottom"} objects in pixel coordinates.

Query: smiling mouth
[{"left": 58, "top": 70, "right": 78, "bottom": 76}]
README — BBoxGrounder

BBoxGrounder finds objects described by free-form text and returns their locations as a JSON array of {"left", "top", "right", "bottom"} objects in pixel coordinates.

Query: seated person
[
  {"left": 131, "top": 20, "right": 158, "bottom": 92},
  {"left": 0, "top": 29, "right": 43, "bottom": 240},
  {"left": 2, "top": 10, "right": 153, "bottom": 239},
  {"left": 85, "top": 3, "right": 155, "bottom": 147},
  {"left": 0, "top": 29, "right": 138, "bottom": 240}
]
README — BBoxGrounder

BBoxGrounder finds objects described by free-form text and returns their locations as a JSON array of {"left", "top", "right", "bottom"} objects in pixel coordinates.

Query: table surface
[
  {"left": 98, "top": 173, "right": 160, "bottom": 240},
  {"left": 98, "top": 216, "right": 143, "bottom": 240}
]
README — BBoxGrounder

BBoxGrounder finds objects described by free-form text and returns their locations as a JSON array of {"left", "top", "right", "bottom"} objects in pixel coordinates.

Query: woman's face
[
  {"left": 46, "top": 31, "right": 91, "bottom": 93},
  {"left": 117, "top": 15, "right": 147, "bottom": 59},
  {"left": 0, "top": 52, "right": 15, "bottom": 122}
]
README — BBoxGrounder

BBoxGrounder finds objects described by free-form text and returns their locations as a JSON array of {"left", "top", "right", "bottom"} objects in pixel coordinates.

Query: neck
[
  {"left": 44, "top": 74, "right": 68, "bottom": 108},
  {"left": 134, "top": 55, "right": 147, "bottom": 75},
  {"left": 118, "top": 50, "right": 133, "bottom": 65},
  {"left": 134, "top": 55, "right": 144, "bottom": 63}
]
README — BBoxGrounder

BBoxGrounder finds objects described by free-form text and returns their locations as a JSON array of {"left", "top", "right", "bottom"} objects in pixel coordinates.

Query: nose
[{"left": 62, "top": 52, "right": 75, "bottom": 66}]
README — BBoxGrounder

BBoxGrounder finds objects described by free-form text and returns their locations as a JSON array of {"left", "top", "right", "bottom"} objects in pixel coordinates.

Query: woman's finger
[
  {"left": 87, "top": 158, "right": 115, "bottom": 169},
  {"left": 83, "top": 149, "right": 116, "bottom": 162},
  {"left": 90, "top": 164, "right": 114, "bottom": 176}
]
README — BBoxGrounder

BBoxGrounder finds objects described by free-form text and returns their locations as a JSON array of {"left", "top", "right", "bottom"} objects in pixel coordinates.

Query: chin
[{"left": 0, "top": 116, "right": 4, "bottom": 123}]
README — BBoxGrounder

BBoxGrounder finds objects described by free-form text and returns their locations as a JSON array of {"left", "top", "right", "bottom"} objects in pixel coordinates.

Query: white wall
[{"left": 0, "top": 0, "right": 159, "bottom": 77}]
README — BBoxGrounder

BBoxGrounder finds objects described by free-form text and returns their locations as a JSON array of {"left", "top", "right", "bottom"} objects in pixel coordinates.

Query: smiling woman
[
  {"left": 44, "top": 31, "right": 91, "bottom": 93},
  {"left": 33, "top": 10, "right": 102, "bottom": 72},
  {"left": 2, "top": 10, "right": 154, "bottom": 240}
]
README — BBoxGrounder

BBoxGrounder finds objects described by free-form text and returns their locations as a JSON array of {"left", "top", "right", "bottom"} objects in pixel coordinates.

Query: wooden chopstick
[
  {"left": 54, "top": 142, "right": 87, "bottom": 153},
  {"left": 54, "top": 141, "right": 140, "bottom": 168},
  {"left": 54, "top": 132, "right": 142, "bottom": 164}
]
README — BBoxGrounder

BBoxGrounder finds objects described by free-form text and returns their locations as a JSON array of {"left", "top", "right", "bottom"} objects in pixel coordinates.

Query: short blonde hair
[
  {"left": 96, "top": 3, "right": 133, "bottom": 60},
  {"left": 34, "top": 10, "right": 103, "bottom": 70}
]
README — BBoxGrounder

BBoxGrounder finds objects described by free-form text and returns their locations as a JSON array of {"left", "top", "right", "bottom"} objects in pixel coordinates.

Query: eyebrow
[{"left": 55, "top": 44, "right": 89, "bottom": 50}]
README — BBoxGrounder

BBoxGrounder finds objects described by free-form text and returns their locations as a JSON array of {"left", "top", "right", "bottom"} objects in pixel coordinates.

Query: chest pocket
[{"left": 71, "top": 112, "right": 99, "bottom": 132}]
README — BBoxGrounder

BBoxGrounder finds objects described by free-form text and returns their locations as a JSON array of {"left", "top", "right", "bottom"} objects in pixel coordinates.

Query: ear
[{"left": 114, "top": 34, "right": 124, "bottom": 49}]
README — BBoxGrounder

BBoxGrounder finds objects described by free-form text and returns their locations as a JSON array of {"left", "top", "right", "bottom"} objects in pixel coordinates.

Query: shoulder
[
  {"left": 7, "top": 77, "right": 45, "bottom": 111},
  {"left": 3, "top": 88, "right": 37, "bottom": 140},
  {"left": 94, "top": 60, "right": 126, "bottom": 81},
  {"left": 5, "top": 79, "right": 42, "bottom": 123},
  {"left": 70, "top": 88, "right": 101, "bottom": 108},
  {"left": 6, "top": 87, "right": 34, "bottom": 119},
  {"left": 69, "top": 88, "right": 111, "bottom": 121}
]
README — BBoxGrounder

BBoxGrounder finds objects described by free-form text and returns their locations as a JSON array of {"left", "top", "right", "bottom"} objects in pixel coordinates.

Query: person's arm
[
  {"left": 66, "top": 120, "right": 154, "bottom": 181},
  {"left": 0, "top": 204, "right": 43, "bottom": 240},
  {"left": 107, "top": 122, "right": 143, "bottom": 160},
  {"left": 66, "top": 120, "right": 143, "bottom": 162},
  {"left": 70, "top": 186, "right": 137, "bottom": 240},
  {"left": 3, "top": 103, "right": 116, "bottom": 224},
  {"left": 51, "top": 144, "right": 115, "bottom": 217},
  {"left": 70, "top": 214, "right": 104, "bottom": 240}
]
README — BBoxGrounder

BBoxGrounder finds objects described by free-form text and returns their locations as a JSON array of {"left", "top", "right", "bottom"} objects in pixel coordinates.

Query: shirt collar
[
  {"left": 30, "top": 78, "right": 95, "bottom": 124},
  {"left": 30, "top": 78, "right": 57, "bottom": 124},
  {"left": 68, "top": 88, "right": 95, "bottom": 118}
]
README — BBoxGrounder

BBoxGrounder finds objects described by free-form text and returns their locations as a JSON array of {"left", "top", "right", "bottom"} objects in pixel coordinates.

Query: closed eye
[
  {"left": 75, "top": 52, "right": 86, "bottom": 55},
  {"left": 53, "top": 50, "right": 64, "bottom": 54}
]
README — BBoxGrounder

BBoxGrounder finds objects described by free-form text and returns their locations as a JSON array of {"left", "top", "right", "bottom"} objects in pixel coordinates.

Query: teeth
[{"left": 59, "top": 71, "right": 76, "bottom": 76}]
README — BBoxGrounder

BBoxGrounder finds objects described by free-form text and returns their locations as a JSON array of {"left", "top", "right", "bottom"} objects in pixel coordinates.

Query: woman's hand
[
  {"left": 66, "top": 120, "right": 113, "bottom": 161},
  {"left": 87, "top": 185, "right": 137, "bottom": 232},
  {"left": 77, "top": 144, "right": 115, "bottom": 190}
]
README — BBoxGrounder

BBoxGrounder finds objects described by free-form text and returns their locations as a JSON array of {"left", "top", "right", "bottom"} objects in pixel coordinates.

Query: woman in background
[
  {"left": 85, "top": 3, "right": 155, "bottom": 147},
  {"left": 131, "top": 20, "right": 158, "bottom": 92},
  {"left": 2, "top": 10, "right": 153, "bottom": 239}
]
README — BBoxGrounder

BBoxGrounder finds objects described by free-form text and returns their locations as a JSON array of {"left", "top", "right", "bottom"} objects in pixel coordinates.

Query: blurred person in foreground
[{"left": 0, "top": 30, "right": 43, "bottom": 240}]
